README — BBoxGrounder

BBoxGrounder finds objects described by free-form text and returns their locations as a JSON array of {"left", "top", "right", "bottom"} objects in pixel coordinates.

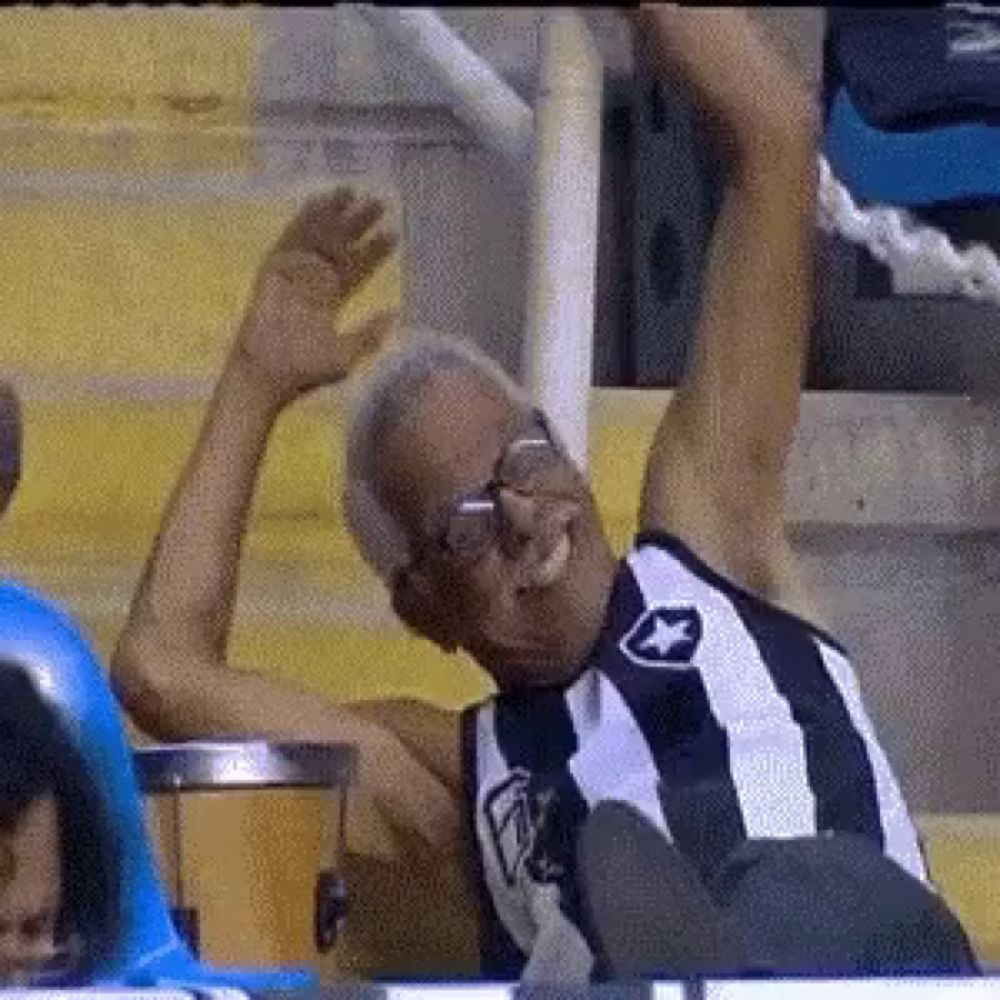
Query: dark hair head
[
  {"left": 0, "top": 381, "right": 21, "bottom": 518},
  {"left": 0, "top": 660, "right": 121, "bottom": 981}
]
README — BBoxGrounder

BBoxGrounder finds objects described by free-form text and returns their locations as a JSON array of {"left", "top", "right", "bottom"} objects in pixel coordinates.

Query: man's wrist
[
  {"left": 222, "top": 343, "right": 294, "bottom": 417},
  {"left": 636, "top": 6, "right": 817, "bottom": 154}
]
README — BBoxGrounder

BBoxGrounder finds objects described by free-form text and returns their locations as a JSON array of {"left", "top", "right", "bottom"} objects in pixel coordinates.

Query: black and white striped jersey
[{"left": 461, "top": 531, "right": 925, "bottom": 981}]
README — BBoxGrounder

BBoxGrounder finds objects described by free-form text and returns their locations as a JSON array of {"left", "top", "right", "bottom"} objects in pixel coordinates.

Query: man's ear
[{"left": 391, "top": 566, "right": 459, "bottom": 653}]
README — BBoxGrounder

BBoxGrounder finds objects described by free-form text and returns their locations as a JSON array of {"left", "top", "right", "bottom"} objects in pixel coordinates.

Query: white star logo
[
  {"left": 619, "top": 606, "right": 702, "bottom": 670},
  {"left": 640, "top": 616, "right": 692, "bottom": 657}
]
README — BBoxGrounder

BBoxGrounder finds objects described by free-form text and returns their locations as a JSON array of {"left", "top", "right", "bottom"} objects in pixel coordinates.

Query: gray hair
[{"left": 343, "top": 330, "right": 532, "bottom": 583}]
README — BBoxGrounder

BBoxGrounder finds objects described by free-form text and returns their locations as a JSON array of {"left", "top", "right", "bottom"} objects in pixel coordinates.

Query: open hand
[{"left": 233, "top": 188, "right": 399, "bottom": 405}]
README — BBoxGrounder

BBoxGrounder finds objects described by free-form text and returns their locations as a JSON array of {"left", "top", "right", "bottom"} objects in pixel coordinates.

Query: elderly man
[{"left": 112, "top": 7, "right": 973, "bottom": 982}]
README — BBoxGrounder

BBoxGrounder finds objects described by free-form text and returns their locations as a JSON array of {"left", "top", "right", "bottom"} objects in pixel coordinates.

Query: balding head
[
  {"left": 344, "top": 331, "right": 532, "bottom": 582},
  {"left": 343, "top": 331, "right": 617, "bottom": 687}
]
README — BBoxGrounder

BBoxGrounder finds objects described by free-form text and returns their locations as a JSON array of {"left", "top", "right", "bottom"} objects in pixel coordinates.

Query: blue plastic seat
[
  {"left": 824, "top": 85, "right": 1000, "bottom": 208},
  {"left": 0, "top": 578, "right": 317, "bottom": 990}
]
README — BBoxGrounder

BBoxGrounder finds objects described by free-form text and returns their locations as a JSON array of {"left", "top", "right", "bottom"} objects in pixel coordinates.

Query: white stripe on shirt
[{"left": 628, "top": 545, "right": 818, "bottom": 840}]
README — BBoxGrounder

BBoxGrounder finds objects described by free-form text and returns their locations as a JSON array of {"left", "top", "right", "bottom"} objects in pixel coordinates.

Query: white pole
[
  {"left": 355, "top": 6, "right": 534, "bottom": 172},
  {"left": 523, "top": 10, "right": 604, "bottom": 469}
]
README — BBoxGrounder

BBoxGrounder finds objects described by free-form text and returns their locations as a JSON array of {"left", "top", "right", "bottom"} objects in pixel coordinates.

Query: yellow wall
[{"left": 0, "top": 9, "right": 257, "bottom": 130}]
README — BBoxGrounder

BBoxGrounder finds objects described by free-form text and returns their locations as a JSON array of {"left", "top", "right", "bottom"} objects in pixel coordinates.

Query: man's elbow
[{"left": 110, "top": 627, "right": 193, "bottom": 740}]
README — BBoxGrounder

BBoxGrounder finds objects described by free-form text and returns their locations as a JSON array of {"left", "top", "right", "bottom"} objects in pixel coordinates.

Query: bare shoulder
[
  {"left": 757, "top": 531, "right": 831, "bottom": 633},
  {"left": 640, "top": 432, "right": 829, "bottom": 632}
]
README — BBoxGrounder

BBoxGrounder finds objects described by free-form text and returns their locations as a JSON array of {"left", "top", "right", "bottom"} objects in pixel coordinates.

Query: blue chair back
[{"left": 0, "top": 579, "right": 315, "bottom": 990}]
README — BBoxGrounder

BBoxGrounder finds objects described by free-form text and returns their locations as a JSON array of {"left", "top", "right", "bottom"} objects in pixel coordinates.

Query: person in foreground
[
  {"left": 112, "top": 6, "right": 977, "bottom": 982},
  {"left": 0, "top": 387, "right": 123, "bottom": 986},
  {"left": 0, "top": 664, "right": 121, "bottom": 985}
]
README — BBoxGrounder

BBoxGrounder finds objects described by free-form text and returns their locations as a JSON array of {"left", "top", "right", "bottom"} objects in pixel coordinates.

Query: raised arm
[
  {"left": 633, "top": 8, "right": 819, "bottom": 603},
  {"left": 111, "top": 190, "right": 462, "bottom": 853}
]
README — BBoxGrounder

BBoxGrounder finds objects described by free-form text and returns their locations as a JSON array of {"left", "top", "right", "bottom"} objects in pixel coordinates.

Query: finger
[
  {"left": 280, "top": 194, "right": 388, "bottom": 267},
  {"left": 305, "top": 196, "right": 386, "bottom": 264},
  {"left": 340, "top": 197, "right": 387, "bottom": 245},
  {"left": 302, "top": 188, "right": 355, "bottom": 226},
  {"left": 336, "top": 230, "right": 400, "bottom": 299},
  {"left": 276, "top": 188, "right": 355, "bottom": 254},
  {"left": 342, "top": 310, "right": 398, "bottom": 366}
]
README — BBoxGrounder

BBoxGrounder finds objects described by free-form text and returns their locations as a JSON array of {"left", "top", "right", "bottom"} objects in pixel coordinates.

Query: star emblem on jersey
[{"left": 620, "top": 605, "right": 703, "bottom": 669}]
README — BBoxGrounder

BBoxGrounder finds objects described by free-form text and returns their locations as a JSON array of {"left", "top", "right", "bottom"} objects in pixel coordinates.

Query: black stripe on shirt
[
  {"left": 635, "top": 530, "right": 884, "bottom": 850},
  {"left": 599, "top": 561, "right": 747, "bottom": 882},
  {"left": 726, "top": 590, "right": 886, "bottom": 850},
  {"left": 461, "top": 705, "right": 525, "bottom": 978},
  {"left": 492, "top": 687, "right": 603, "bottom": 977}
]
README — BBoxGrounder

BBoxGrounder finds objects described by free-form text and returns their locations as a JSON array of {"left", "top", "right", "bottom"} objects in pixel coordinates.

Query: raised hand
[{"left": 233, "top": 187, "right": 399, "bottom": 406}]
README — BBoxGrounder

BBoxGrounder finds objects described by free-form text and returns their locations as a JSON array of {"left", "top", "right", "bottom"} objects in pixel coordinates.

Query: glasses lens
[
  {"left": 500, "top": 437, "right": 561, "bottom": 491},
  {"left": 445, "top": 502, "right": 497, "bottom": 560}
]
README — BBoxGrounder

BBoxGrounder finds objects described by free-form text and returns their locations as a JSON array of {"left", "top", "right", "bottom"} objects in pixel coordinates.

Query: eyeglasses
[{"left": 413, "top": 407, "right": 566, "bottom": 566}]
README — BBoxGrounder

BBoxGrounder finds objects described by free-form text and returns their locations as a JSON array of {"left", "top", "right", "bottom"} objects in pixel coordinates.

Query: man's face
[
  {"left": 0, "top": 382, "right": 21, "bottom": 519},
  {"left": 379, "top": 371, "right": 616, "bottom": 688},
  {"left": 0, "top": 795, "right": 63, "bottom": 984}
]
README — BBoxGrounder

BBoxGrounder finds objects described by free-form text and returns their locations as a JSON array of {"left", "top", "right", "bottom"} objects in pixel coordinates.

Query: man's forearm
[
  {"left": 124, "top": 351, "right": 284, "bottom": 657},
  {"left": 644, "top": 4, "right": 817, "bottom": 465},
  {"left": 638, "top": 4, "right": 820, "bottom": 548},
  {"left": 636, "top": 6, "right": 816, "bottom": 160}
]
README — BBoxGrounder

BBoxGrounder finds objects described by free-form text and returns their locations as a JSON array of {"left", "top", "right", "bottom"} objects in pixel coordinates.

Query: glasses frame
[{"left": 410, "top": 407, "right": 564, "bottom": 569}]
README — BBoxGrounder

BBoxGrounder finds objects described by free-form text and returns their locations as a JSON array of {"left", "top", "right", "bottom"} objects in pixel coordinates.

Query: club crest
[
  {"left": 483, "top": 769, "right": 566, "bottom": 887},
  {"left": 619, "top": 605, "right": 703, "bottom": 669}
]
